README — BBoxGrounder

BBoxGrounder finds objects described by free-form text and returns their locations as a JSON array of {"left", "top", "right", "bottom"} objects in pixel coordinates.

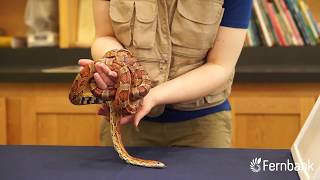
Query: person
[{"left": 79, "top": 0, "right": 253, "bottom": 148}]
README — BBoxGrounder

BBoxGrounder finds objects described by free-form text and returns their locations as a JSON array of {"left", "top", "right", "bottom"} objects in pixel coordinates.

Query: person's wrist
[{"left": 147, "top": 88, "right": 159, "bottom": 108}]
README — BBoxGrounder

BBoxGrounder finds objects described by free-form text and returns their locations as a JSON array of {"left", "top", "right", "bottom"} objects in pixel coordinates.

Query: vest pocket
[
  {"left": 133, "top": 1, "right": 157, "bottom": 49},
  {"left": 110, "top": 0, "right": 135, "bottom": 47},
  {"left": 171, "top": 0, "right": 224, "bottom": 49}
]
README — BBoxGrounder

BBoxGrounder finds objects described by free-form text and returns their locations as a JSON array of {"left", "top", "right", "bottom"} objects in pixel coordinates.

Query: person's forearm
[
  {"left": 91, "top": 36, "right": 123, "bottom": 60},
  {"left": 150, "top": 63, "right": 233, "bottom": 105}
]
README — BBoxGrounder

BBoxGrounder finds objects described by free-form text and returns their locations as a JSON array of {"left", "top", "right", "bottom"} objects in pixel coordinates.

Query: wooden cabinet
[
  {"left": 0, "top": 83, "right": 319, "bottom": 148},
  {"left": 0, "top": 83, "right": 101, "bottom": 146},
  {"left": 0, "top": 97, "right": 7, "bottom": 144},
  {"left": 20, "top": 97, "right": 101, "bottom": 146},
  {"left": 230, "top": 83, "right": 319, "bottom": 149},
  {"left": 230, "top": 97, "right": 315, "bottom": 149}
]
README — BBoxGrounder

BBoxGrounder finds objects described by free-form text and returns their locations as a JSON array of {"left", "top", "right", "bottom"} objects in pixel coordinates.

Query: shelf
[
  {"left": 0, "top": 47, "right": 320, "bottom": 83},
  {"left": 236, "top": 46, "right": 320, "bottom": 82}
]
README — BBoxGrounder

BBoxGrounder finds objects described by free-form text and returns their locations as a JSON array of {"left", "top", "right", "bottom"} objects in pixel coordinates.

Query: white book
[{"left": 253, "top": 0, "right": 273, "bottom": 47}]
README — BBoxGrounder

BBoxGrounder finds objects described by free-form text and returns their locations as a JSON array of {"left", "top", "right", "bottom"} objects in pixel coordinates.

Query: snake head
[{"left": 155, "top": 162, "right": 167, "bottom": 168}]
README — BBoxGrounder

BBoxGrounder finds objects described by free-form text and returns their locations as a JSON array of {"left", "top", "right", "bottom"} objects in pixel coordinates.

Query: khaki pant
[{"left": 100, "top": 111, "right": 232, "bottom": 148}]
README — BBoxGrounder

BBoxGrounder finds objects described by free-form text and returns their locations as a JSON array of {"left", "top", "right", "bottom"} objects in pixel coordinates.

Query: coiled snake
[{"left": 69, "top": 49, "right": 166, "bottom": 168}]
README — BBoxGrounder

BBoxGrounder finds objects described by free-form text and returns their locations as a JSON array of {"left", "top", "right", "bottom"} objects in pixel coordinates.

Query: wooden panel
[
  {"left": 59, "top": 0, "right": 79, "bottom": 48},
  {"left": 6, "top": 98, "right": 22, "bottom": 144},
  {"left": 0, "top": 0, "right": 27, "bottom": 36},
  {"left": 76, "top": 0, "right": 95, "bottom": 47},
  {"left": 1, "top": 82, "right": 319, "bottom": 147},
  {"left": 37, "top": 114, "right": 100, "bottom": 146},
  {"left": 20, "top": 97, "right": 101, "bottom": 145},
  {"left": 233, "top": 114, "right": 300, "bottom": 149},
  {"left": 230, "top": 97, "right": 315, "bottom": 149},
  {"left": 0, "top": 98, "right": 7, "bottom": 144}
]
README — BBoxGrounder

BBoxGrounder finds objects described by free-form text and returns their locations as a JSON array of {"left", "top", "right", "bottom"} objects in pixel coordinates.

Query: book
[
  {"left": 0, "top": 36, "right": 26, "bottom": 48},
  {"left": 260, "top": 0, "right": 279, "bottom": 45},
  {"left": 298, "top": 0, "right": 319, "bottom": 41},
  {"left": 253, "top": 0, "right": 274, "bottom": 46},
  {"left": 274, "top": 0, "right": 299, "bottom": 45},
  {"left": 285, "top": 0, "right": 312, "bottom": 45},
  {"left": 272, "top": 1, "right": 292, "bottom": 45},
  {"left": 279, "top": 0, "right": 304, "bottom": 45},
  {"left": 244, "top": 0, "right": 319, "bottom": 47},
  {"left": 266, "top": 1, "right": 287, "bottom": 46}
]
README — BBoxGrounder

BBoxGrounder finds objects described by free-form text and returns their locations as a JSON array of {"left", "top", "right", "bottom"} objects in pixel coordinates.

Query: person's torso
[{"left": 109, "top": 0, "right": 234, "bottom": 116}]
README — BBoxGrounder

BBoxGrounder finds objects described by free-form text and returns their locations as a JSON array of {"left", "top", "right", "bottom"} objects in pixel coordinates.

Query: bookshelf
[
  {"left": 0, "top": 0, "right": 319, "bottom": 48},
  {"left": 248, "top": 0, "right": 320, "bottom": 47}
]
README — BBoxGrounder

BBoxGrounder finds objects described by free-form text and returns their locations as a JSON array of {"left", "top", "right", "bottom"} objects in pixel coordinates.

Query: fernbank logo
[
  {"left": 250, "top": 157, "right": 262, "bottom": 172},
  {"left": 249, "top": 157, "right": 314, "bottom": 173}
]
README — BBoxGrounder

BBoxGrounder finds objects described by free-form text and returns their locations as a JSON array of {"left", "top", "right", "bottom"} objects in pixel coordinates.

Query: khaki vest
[{"left": 109, "top": 0, "right": 234, "bottom": 117}]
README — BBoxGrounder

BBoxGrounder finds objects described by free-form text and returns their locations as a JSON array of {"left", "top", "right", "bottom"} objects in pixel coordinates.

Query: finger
[
  {"left": 97, "top": 62, "right": 118, "bottom": 79},
  {"left": 97, "top": 70, "right": 114, "bottom": 86},
  {"left": 94, "top": 73, "right": 107, "bottom": 89},
  {"left": 78, "top": 59, "right": 93, "bottom": 66},
  {"left": 133, "top": 107, "right": 148, "bottom": 128},
  {"left": 96, "top": 62, "right": 111, "bottom": 74},
  {"left": 109, "top": 71, "right": 118, "bottom": 78},
  {"left": 119, "top": 115, "right": 134, "bottom": 125},
  {"left": 95, "top": 63, "right": 115, "bottom": 85}
]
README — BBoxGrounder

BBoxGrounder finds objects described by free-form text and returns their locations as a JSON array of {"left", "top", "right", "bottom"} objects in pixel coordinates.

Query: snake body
[{"left": 69, "top": 49, "right": 166, "bottom": 168}]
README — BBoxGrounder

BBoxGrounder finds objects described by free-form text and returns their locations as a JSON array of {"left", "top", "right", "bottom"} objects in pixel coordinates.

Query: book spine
[
  {"left": 294, "top": 0, "right": 316, "bottom": 45},
  {"left": 279, "top": 0, "right": 304, "bottom": 45},
  {"left": 285, "top": 0, "right": 311, "bottom": 45},
  {"left": 266, "top": 1, "right": 287, "bottom": 46},
  {"left": 274, "top": 0, "right": 298, "bottom": 45},
  {"left": 273, "top": 1, "right": 292, "bottom": 45},
  {"left": 251, "top": 14, "right": 262, "bottom": 46},
  {"left": 307, "top": 10, "right": 320, "bottom": 35},
  {"left": 253, "top": 0, "right": 274, "bottom": 46},
  {"left": 260, "top": 0, "right": 279, "bottom": 45},
  {"left": 252, "top": 10, "right": 265, "bottom": 46},
  {"left": 247, "top": 20, "right": 255, "bottom": 46},
  {"left": 0, "top": 36, "right": 12, "bottom": 47},
  {"left": 299, "top": 0, "right": 319, "bottom": 41}
]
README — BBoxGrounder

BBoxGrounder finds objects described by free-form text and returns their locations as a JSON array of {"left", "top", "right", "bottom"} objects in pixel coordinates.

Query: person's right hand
[{"left": 78, "top": 59, "right": 117, "bottom": 89}]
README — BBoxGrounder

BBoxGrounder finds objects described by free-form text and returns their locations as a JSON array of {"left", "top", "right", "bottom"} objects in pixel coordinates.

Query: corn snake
[{"left": 69, "top": 49, "right": 166, "bottom": 168}]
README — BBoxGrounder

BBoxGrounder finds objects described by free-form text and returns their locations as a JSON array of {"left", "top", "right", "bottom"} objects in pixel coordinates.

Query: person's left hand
[{"left": 97, "top": 88, "right": 156, "bottom": 127}]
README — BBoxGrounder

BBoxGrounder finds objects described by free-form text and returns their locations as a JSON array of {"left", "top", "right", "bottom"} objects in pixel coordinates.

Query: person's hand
[
  {"left": 97, "top": 91, "right": 156, "bottom": 127},
  {"left": 118, "top": 91, "right": 156, "bottom": 127},
  {"left": 78, "top": 59, "right": 155, "bottom": 127},
  {"left": 78, "top": 59, "right": 117, "bottom": 89}
]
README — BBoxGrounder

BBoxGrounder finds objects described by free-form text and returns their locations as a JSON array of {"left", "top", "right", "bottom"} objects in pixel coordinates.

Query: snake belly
[{"left": 69, "top": 49, "right": 166, "bottom": 168}]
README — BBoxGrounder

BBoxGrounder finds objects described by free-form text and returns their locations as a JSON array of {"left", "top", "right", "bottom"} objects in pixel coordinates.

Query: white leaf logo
[{"left": 250, "top": 157, "right": 262, "bottom": 173}]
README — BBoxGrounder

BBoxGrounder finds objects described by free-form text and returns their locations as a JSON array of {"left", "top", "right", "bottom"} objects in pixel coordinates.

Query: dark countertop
[
  {"left": 0, "top": 47, "right": 320, "bottom": 83},
  {"left": 0, "top": 145, "right": 299, "bottom": 180}
]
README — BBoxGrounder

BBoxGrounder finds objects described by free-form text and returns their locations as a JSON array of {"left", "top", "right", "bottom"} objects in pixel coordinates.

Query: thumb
[
  {"left": 133, "top": 106, "right": 150, "bottom": 128},
  {"left": 78, "top": 59, "right": 93, "bottom": 66}
]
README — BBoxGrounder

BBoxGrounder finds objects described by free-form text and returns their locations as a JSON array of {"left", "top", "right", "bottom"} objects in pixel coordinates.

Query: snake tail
[{"left": 109, "top": 104, "right": 166, "bottom": 168}]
